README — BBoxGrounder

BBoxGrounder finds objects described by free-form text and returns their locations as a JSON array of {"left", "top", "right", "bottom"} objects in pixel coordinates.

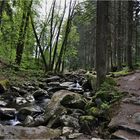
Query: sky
[{"left": 38, "top": 0, "right": 85, "bottom": 20}]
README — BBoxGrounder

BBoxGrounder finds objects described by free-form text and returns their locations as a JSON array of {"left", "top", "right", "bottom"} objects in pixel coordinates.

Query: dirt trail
[{"left": 109, "top": 71, "right": 140, "bottom": 139}]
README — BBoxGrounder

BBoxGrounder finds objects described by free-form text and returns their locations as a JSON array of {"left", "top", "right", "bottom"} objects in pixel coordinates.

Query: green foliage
[
  {"left": 92, "top": 78, "right": 122, "bottom": 103},
  {"left": 112, "top": 67, "right": 131, "bottom": 77}
]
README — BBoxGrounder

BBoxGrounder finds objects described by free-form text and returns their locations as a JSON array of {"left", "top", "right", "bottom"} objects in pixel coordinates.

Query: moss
[
  {"left": 80, "top": 115, "right": 96, "bottom": 123},
  {"left": 84, "top": 101, "right": 95, "bottom": 110},
  {"left": 85, "top": 72, "right": 97, "bottom": 90},
  {"left": 105, "top": 77, "right": 117, "bottom": 86},
  {"left": 100, "top": 103, "right": 110, "bottom": 110},
  {"left": 60, "top": 94, "right": 87, "bottom": 109},
  {"left": 112, "top": 67, "right": 133, "bottom": 77},
  {"left": 0, "top": 79, "right": 10, "bottom": 90},
  {"left": 88, "top": 107, "right": 101, "bottom": 117}
]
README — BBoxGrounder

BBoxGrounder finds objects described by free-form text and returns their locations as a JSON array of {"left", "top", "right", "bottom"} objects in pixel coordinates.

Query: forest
[{"left": 0, "top": 0, "right": 139, "bottom": 139}]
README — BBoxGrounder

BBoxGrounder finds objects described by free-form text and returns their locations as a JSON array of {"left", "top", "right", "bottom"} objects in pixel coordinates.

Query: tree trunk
[
  {"left": 15, "top": 0, "right": 33, "bottom": 66},
  {"left": 96, "top": 1, "right": 108, "bottom": 87},
  {"left": 127, "top": 0, "right": 133, "bottom": 70}
]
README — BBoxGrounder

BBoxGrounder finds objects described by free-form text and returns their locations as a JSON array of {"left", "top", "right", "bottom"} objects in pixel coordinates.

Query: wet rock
[
  {"left": 60, "top": 115, "right": 80, "bottom": 129},
  {"left": 23, "top": 115, "right": 34, "bottom": 126},
  {"left": 0, "top": 107, "right": 16, "bottom": 119},
  {"left": 68, "top": 133, "right": 83, "bottom": 139},
  {"left": 132, "top": 113, "right": 140, "bottom": 124},
  {"left": 68, "top": 87, "right": 84, "bottom": 94},
  {"left": 26, "top": 86, "right": 35, "bottom": 91},
  {"left": 46, "top": 76, "right": 60, "bottom": 83},
  {"left": 62, "top": 127, "right": 73, "bottom": 136},
  {"left": 11, "top": 86, "right": 28, "bottom": 95},
  {"left": 48, "top": 82, "right": 60, "bottom": 87},
  {"left": 33, "top": 89, "right": 49, "bottom": 100},
  {"left": 0, "top": 100, "right": 7, "bottom": 107},
  {"left": 33, "top": 115, "right": 45, "bottom": 126},
  {"left": 15, "top": 97, "right": 27, "bottom": 105},
  {"left": 17, "top": 106, "right": 43, "bottom": 121},
  {"left": 24, "top": 94, "right": 35, "bottom": 103},
  {"left": 60, "top": 82, "right": 74, "bottom": 88}
]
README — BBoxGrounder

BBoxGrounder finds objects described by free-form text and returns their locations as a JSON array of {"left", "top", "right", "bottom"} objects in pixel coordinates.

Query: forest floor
[
  {"left": 109, "top": 70, "right": 140, "bottom": 139},
  {"left": 0, "top": 59, "right": 140, "bottom": 139}
]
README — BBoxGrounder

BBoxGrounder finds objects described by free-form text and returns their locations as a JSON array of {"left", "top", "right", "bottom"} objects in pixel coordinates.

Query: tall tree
[
  {"left": 96, "top": 1, "right": 108, "bottom": 87},
  {"left": 127, "top": 0, "right": 133, "bottom": 70},
  {"left": 15, "top": 0, "right": 33, "bottom": 66}
]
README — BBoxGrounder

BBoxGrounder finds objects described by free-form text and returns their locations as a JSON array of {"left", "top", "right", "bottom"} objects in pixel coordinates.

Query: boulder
[
  {"left": 33, "top": 89, "right": 49, "bottom": 100},
  {"left": 0, "top": 107, "right": 16, "bottom": 119},
  {"left": 46, "top": 76, "right": 60, "bottom": 83},
  {"left": 17, "top": 106, "right": 43, "bottom": 122},
  {"left": 44, "top": 90, "right": 86, "bottom": 127},
  {"left": 62, "top": 127, "right": 73, "bottom": 136},
  {"left": 60, "top": 115, "right": 80, "bottom": 129},
  {"left": 0, "top": 125, "right": 61, "bottom": 139}
]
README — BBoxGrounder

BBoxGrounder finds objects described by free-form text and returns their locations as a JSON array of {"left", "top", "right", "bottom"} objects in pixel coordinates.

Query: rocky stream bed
[{"left": 0, "top": 71, "right": 128, "bottom": 139}]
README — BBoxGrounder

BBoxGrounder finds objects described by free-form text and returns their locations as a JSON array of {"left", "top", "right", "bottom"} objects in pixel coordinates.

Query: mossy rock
[
  {"left": 80, "top": 115, "right": 96, "bottom": 123},
  {"left": 100, "top": 103, "right": 110, "bottom": 110},
  {"left": 84, "top": 101, "right": 95, "bottom": 110},
  {"left": 0, "top": 79, "right": 10, "bottom": 93},
  {"left": 85, "top": 72, "right": 97, "bottom": 90},
  {"left": 60, "top": 94, "right": 87, "bottom": 110},
  {"left": 88, "top": 107, "right": 101, "bottom": 117}
]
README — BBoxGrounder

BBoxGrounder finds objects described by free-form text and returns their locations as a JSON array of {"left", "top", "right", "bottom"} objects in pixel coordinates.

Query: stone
[
  {"left": 83, "top": 92, "right": 92, "bottom": 98},
  {"left": 60, "top": 92, "right": 87, "bottom": 109},
  {"left": 15, "top": 97, "right": 27, "bottom": 105},
  {"left": 44, "top": 90, "right": 85, "bottom": 127},
  {"left": 132, "top": 113, "right": 140, "bottom": 124},
  {"left": 48, "top": 82, "right": 60, "bottom": 87},
  {"left": 85, "top": 72, "right": 97, "bottom": 91},
  {"left": 17, "top": 106, "right": 42, "bottom": 122},
  {"left": 11, "top": 86, "right": 28, "bottom": 95},
  {"left": 62, "top": 127, "right": 73, "bottom": 136},
  {"left": 60, "top": 82, "right": 74, "bottom": 88},
  {"left": 0, "top": 107, "right": 16, "bottom": 119},
  {"left": 23, "top": 115, "right": 34, "bottom": 126},
  {"left": 0, "top": 100, "right": 7, "bottom": 107},
  {"left": 60, "top": 115, "right": 80, "bottom": 129},
  {"left": 24, "top": 94, "right": 35, "bottom": 103},
  {"left": 68, "top": 133, "right": 83, "bottom": 139},
  {"left": 0, "top": 125, "right": 61, "bottom": 139},
  {"left": 33, "top": 89, "right": 49, "bottom": 100},
  {"left": 46, "top": 76, "right": 60, "bottom": 83}
]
